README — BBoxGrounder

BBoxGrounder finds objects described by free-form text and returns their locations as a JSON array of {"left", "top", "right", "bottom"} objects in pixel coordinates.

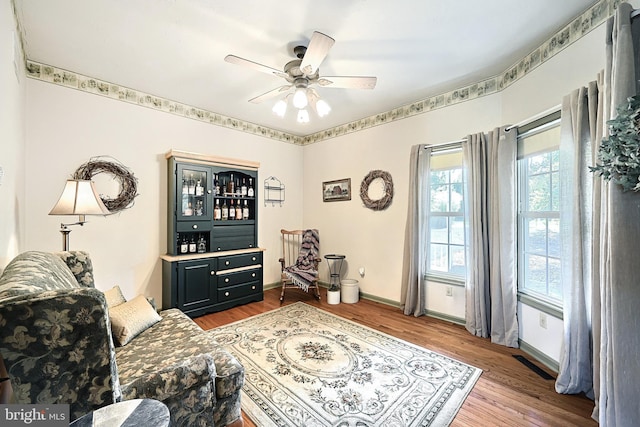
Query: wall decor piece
[
  {"left": 360, "top": 170, "right": 393, "bottom": 210},
  {"left": 264, "top": 176, "right": 285, "bottom": 206},
  {"left": 73, "top": 156, "right": 138, "bottom": 213},
  {"left": 322, "top": 178, "right": 351, "bottom": 202}
]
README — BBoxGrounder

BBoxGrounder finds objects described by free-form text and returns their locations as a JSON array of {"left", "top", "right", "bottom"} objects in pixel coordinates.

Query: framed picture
[{"left": 323, "top": 178, "right": 351, "bottom": 202}]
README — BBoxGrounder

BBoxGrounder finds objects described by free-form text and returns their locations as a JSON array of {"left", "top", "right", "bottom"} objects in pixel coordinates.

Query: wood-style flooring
[{"left": 194, "top": 287, "right": 597, "bottom": 427}]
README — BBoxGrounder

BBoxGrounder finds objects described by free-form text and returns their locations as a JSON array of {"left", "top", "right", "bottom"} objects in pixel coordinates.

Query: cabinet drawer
[
  {"left": 218, "top": 281, "right": 262, "bottom": 301},
  {"left": 177, "top": 220, "right": 211, "bottom": 232},
  {"left": 217, "top": 252, "right": 262, "bottom": 270},
  {"left": 218, "top": 267, "right": 261, "bottom": 288},
  {"left": 211, "top": 236, "right": 256, "bottom": 252}
]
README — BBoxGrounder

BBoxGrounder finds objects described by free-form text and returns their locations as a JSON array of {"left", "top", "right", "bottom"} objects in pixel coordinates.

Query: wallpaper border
[{"left": 24, "top": 0, "right": 621, "bottom": 146}]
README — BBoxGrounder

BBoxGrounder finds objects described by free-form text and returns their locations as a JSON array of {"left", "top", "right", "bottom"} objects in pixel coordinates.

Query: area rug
[{"left": 208, "top": 302, "right": 481, "bottom": 427}]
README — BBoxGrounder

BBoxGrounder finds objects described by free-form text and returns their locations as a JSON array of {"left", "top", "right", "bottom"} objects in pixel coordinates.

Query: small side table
[
  {"left": 70, "top": 399, "right": 170, "bottom": 427},
  {"left": 324, "top": 254, "right": 346, "bottom": 290}
]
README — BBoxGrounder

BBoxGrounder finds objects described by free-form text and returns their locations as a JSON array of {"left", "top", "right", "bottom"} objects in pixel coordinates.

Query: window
[
  {"left": 517, "top": 117, "right": 562, "bottom": 305},
  {"left": 427, "top": 150, "right": 466, "bottom": 280}
]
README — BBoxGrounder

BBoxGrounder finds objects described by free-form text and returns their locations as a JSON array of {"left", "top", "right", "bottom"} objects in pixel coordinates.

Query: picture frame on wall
[{"left": 322, "top": 178, "right": 351, "bottom": 202}]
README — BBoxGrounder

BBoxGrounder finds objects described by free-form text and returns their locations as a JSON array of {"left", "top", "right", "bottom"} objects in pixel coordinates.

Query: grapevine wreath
[
  {"left": 73, "top": 157, "right": 138, "bottom": 213},
  {"left": 360, "top": 170, "right": 394, "bottom": 210}
]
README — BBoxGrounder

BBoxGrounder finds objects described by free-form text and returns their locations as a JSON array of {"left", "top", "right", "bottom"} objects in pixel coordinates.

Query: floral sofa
[{"left": 0, "top": 251, "right": 244, "bottom": 426}]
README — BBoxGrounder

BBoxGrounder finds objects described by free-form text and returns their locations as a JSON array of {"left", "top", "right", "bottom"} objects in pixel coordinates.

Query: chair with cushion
[{"left": 279, "top": 229, "right": 321, "bottom": 302}]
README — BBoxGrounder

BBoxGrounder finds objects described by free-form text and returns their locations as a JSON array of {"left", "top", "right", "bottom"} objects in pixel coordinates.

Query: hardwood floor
[{"left": 195, "top": 288, "right": 597, "bottom": 427}]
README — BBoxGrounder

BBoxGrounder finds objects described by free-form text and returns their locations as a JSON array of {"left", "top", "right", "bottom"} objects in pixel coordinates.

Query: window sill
[
  {"left": 424, "top": 274, "right": 465, "bottom": 287},
  {"left": 517, "top": 293, "right": 563, "bottom": 320}
]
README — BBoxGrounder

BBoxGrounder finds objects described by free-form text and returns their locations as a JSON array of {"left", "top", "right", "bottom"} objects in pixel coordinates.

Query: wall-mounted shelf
[{"left": 264, "top": 176, "right": 285, "bottom": 207}]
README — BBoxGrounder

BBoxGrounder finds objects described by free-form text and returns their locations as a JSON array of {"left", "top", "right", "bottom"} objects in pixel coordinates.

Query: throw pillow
[
  {"left": 109, "top": 294, "right": 161, "bottom": 346},
  {"left": 104, "top": 285, "right": 127, "bottom": 308}
]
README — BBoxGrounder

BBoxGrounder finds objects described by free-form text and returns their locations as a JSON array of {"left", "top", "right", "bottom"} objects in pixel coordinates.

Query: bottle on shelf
[
  {"left": 241, "top": 178, "right": 247, "bottom": 197},
  {"left": 197, "top": 234, "right": 206, "bottom": 253},
  {"left": 221, "top": 199, "right": 229, "bottom": 220},
  {"left": 235, "top": 199, "right": 243, "bottom": 220},
  {"left": 182, "top": 178, "right": 188, "bottom": 195},
  {"left": 195, "top": 200, "right": 204, "bottom": 216},
  {"left": 195, "top": 178, "right": 204, "bottom": 196},
  {"left": 180, "top": 235, "right": 188, "bottom": 254},
  {"left": 214, "top": 199, "right": 221, "bottom": 220},
  {"left": 214, "top": 174, "right": 220, "bottom": 196},
  {"left": 188, "top": 174, "right": 195, "bottom": 195},
  {"left": 229, "top": 199, "right": 236, "bottom": 220},
  {"left": 235, "top": 178, "right": 240, "bottom": 197},
  {"left": 227, "top": 173, "right": 235, "bottom": 196},
  {"left": 184, "top": 202, "right": 193, "bottom": 216},
  {"left": 247, "top": 178, "right": 254, "bottom": 197},
  {"left": 221, "top": 177, "right": 227, "bottom": 196},
  {"left": 242, "top": 199, "right": 249, "bottom": 220},
  {"left": 189, "top": 236, "right": 197, "bottom": 253}
]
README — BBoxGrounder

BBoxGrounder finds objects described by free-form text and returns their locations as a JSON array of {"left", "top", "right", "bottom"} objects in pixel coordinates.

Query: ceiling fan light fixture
[
  {"left": 316, "top": 99, "right": 331, "bottom": 117},
  {"left": 297, "top": 109, "right": 310, "bottom": 124},
  {"left": 272, "top": 99, "right": 287, "bottom": 117},
  {"left": 293, "top": 87, "right": 308, "bottom": 109}
]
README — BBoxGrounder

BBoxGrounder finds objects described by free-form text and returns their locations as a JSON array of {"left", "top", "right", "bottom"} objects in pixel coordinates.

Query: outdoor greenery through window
[
  {"left": 517, "top": 117, "right": 562, "bottom": 306},
  {"left": 427, "top": 150, "right": 466, "bottom": 280}
]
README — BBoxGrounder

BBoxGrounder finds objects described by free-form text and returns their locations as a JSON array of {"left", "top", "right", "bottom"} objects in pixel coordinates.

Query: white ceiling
[{"left": 15, "top": 0, "right": 598, "bottom": 136}]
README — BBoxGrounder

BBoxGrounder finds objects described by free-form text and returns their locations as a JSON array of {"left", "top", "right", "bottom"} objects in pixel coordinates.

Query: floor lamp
[{"left": 49, "top": 179, "right": 109, "bottom": 250}]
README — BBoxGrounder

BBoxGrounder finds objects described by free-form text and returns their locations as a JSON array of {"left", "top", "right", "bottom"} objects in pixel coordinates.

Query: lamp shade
[{"left": 49, "top": 179, "right": 109, "bottom": 216}]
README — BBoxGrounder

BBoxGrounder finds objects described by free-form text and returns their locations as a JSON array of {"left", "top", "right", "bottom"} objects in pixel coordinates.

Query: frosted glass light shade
[
  {"left": 292, "top": 88, "right": 308, "bottom": 109},
  {"left": 272, "top": 99, "right": 287, "bottom": 117},
  {"left": 49, "top": 179, "right": 109, "bottom": 217},
  {"left": 316, "top": 99, "right": 331, "bottom": 117},
  {"left": 297, "top": 109, "right": 310, "bottom": 124}
]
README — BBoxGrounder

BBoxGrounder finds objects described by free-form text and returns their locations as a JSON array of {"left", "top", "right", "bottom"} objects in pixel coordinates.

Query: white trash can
[{"left": 341, "top": 279, "right": 359, "bottom": 303}]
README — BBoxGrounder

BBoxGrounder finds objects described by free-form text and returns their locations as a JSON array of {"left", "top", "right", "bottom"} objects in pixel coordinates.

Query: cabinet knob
[
  {"left": 252, "top": 257, "right": 256, "bottom": 261},
  {"left": 249, "top": 244, "right": 253, "bottom": 248},
  {"left": 225, "top": 278, "right": 230, "bottom": 283},
  {"left": 225, "top": 291, "right": 230, "bottom": 297},
  {"left": 251, "top": 285, "right": 256, "bottom": 290},
  {"left": 207, "top": 189, "right": 212, "bottom": 194},
  {"left": 251, "top": 273, "right": 256, "bottom": 278},
  {"left": 192, "top": 224, "right": 198, "bottom": 229},
  {"left": 210, "top": 271, "right": 215, "bottom": 276},
  {"left": 225, "top": 261, "right": 230, "bottom": 266},
  {"left": 217, "top": 247, "right": 221, "bottom": 251}
]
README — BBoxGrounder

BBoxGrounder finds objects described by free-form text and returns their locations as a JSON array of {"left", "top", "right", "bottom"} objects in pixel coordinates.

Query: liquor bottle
[
  {"left": 235, "top": 200, "right": 243, "bottom": 220},
  {"left": 197, "top": 234, "right": 206, "bottom": 253},
  {"left": 214, "top": 174, "right": 221, "bottom": 196},
  {"left": 182, "top": 178, "right": 188, "bottom": 195},
  {"left": 241, "top": 178, "right": 247, "bottom": 197},
  {"left": 184, "top": 202, "right": 193, "bottom": 216},
  {"left": 195, "top": 178, "right": 204, "bottom": 196},
  {"left": 221, "top": 199, "right": 228, "bottom": 220},
  {"left": 227, "top": 173, "right": 235, "bottom": 196},
  {"left": 242, "top": 199, "right": 249, "bottom": 220},
  {"left": 180, "top": 235, "right": 188, "bottom": 254},
  {"left": 221, "top": 177, "right": 227, "bottom": 196},
  {"left": 188, "top": 174, "right": 195, "bottom": 195},
  {"left": 235, "top": 178, "right": 240, "bottom": 197},
  {"left": 229, "top": 199, "right": 235, "bottom": 220},
  {"left": 213, "top": 199, "right": 221, "bottom": 220},
  {"left": 247, "top": 178, "right": 254, "bottom": 197},
  {"left": 189, "top": 236, "right": 197, "bottom": 253},
  {"left": 195, "top": 200, "right": 203, "bottom": 216}
]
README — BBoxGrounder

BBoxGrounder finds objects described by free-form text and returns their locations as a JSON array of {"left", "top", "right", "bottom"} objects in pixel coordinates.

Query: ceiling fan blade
[
  {"left": 317, "top": 76, "right": 377, "bottom": 89},
  {"left": 248, "top": 85, "right": 292, "bottom": 104},
  {"left": 300, "top": 31, "right": 335, "bottom": 76},
  {"left": 224, "top": 55, "right": 288, "bottom": 79}
]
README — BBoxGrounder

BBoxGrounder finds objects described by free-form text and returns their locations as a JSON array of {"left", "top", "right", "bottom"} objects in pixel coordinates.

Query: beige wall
[{"left": 0, "top": 0, "right": 25, "bottom": 269}]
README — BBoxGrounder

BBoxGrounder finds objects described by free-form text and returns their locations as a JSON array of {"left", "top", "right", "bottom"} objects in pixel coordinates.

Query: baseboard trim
[
  {"left": 425, "top": 310, "right": 465, "bottom": 326},
  {"left": 518, "top": 339, "right": 559, "bottom": 373}
]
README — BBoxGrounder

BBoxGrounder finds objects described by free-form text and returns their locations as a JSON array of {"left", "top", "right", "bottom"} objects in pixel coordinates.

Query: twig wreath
[
  {"left": 360, "top": 170, "right": 394, "bottom": 210},
  {"left": 72, "top": 156, "right": 139, "bottom": 213}
]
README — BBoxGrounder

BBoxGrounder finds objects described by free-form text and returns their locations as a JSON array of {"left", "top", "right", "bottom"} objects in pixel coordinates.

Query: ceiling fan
[{"left": 224, "top": 31, "right": 377, "bottom": 115}]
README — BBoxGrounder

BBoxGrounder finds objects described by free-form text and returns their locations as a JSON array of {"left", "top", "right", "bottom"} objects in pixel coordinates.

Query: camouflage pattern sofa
[{"left": 0, "top": 251, "right": 243, "bottom": 426}]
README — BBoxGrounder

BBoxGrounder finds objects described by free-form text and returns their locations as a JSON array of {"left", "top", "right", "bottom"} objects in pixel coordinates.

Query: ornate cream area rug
[{"left": 208, "top": 302, "right": 481, "bottom": 427}]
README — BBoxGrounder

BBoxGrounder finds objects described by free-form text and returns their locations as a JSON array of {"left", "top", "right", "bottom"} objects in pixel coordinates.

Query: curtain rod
[
  {"left": 424, "top": 139, "right": 466, "bottom": 149},
  {"left": 505, "top": 104, "right": 561, "bottom": 131}
]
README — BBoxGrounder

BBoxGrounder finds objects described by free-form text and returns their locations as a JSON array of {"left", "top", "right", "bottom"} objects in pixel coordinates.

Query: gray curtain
[
  {"left": 401, "top": 145, "right": 431, "bottom": 316},
  {"left": 555, "top": 80, "right": 601, "bottom": 398},
  {"left": 593, "top": 3, "right": 640, "bottom": 425},
  {"left": 462, "top": 127, "right": 519, "bottom": 347}
]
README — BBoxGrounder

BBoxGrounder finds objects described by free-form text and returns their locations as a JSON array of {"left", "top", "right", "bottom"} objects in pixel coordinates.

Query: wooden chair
[{"left": 279, "top": 229, "right": 321, "bottom": 303}]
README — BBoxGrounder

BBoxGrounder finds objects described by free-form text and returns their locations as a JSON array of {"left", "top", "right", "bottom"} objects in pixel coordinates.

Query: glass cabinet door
[{"left": 177, "top": 164, "right": 212, "bottom": 220}]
